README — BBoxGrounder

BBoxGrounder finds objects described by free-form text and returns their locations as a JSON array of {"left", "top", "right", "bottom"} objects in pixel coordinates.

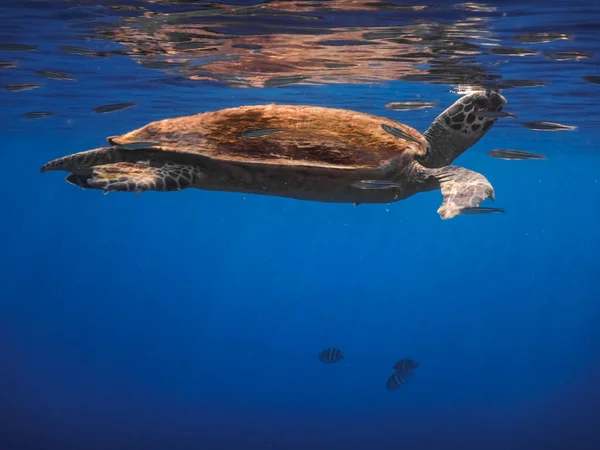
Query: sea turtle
[{"left": 40, "top": 90, "right": 507, "bottom": 219}]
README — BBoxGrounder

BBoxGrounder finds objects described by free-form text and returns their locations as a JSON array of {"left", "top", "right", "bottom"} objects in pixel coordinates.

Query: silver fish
[
  {"left": 350, "top": 180, "right": 402, "bottom": 190},
  {"left": 4, "top": 83, "right": 40, "bottom": 91},
  {"left": 490, "top": 46, "right": 538, "bottom": 56},
  {"left": 59, "top": 45, "right": 108, "bottom": 57},
  {"left": 0, "top": 44, "right": 37, "bottom": 51},
  {"left": 317, "top": 39, "right": 377, "bottom": 47},
  {"left": 521, "top": 121, "right": 576, "bottom": 131},
  {"left": 174, "top": 42, "right": 216, "bottom": 51},
  {"left": 324, "top": 62, "right": 357, "bottom": 68},
  {"left": 362, "top": 28, "right": 407, "bottom": 40},
  {"left": 514, "top": 32, "right": 570, "bottom": 44},
  {"left": 495, "top": 79, "right": 547, "bottom": 89},
  {"left": 35, "top": 69, "right": 75, "bottom": 81},
  {"left": 241, "top": 128, "right": 283, "bottom": 138},
  {"left": 459, "top": 207, "right": 505, "bottom": 215},
  {"left": 488, "top": 149, "right": 547, "bottom": 160},
  {"left": 92, "top": 102, "right": 136, "bottom": 114},
  {"left": 381, "top": 123, "right": 422, "bottom": 145},
  {"left": 385, "top": 101, "right": 436, "bottom": 111},
  {"left": 318, "top": 347, "right": 344, "bottom": 364},
  {"left": 582, "top": 76, "right": 600, "bottom": 85},
  {"left": 0, "top": 61, "right": 18, "bottom": 69},
  {"left": 119, "top": 142, "right": 162, "bottom": 150},
  {"left": 474, "top": 110, "right": 516, "bottom": 119},
  {"left": 264, "top": 75, "right": 310, "bottom": 87},
  {"left": 22, "top": 111, "right": 53, "bottom": 119},
  {"left": 140, "top": 59, "right": 187, "bottom": 69},
  {"left": 231, "top": 43, "right": 263, "bottom": 50},
  {"left": 545, "top": 51, "right": 592, "bottom": 61}
]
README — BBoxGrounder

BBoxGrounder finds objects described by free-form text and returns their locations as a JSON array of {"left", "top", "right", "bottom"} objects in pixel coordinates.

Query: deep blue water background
[{"left": 1, "top": 1, "right": 600, "bottom": 449}]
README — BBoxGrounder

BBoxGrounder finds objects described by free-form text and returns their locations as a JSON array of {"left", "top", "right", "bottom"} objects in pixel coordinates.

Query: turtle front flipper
[
  {"left": 431, "top": 165, "right": 497, "bottom": 219},
  {"left": 67, "top": 162, "right": 203, "bottom": 192}
]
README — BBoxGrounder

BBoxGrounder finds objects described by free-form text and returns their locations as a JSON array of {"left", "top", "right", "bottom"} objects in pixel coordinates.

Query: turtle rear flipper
[
  {"left": 68, "top": 162, "right": 203, "bottom": 192},
  {"left": 432, "top": 165, "right": 496, "bottom": 219}
]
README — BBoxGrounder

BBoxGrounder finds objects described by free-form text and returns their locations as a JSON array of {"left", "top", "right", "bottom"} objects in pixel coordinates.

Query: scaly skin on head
[{"left": 420, "top": 90, "right": 507, "bottom": 168}]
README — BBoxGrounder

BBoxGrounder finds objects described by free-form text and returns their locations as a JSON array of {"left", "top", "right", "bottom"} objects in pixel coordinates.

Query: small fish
[
  {"left": 324, "top": 62, "right": 357, "bottom": 68},
  {"left": 490, "top": 46, "right": 538, "bottom": 56},
  {"left": 385, "top": 101, "right": 436, "bottom": 111},
  {"left": 140, "top": 59, "right": 187, "bottom": 69},
  {"left": 104, "top": 48, "right": 131, "bottom": 56},
  {"left": 119, "top": 142, "right": 162, "bottom": 150},
  {"left": 582, "top": 76, "right": 600, "bottom": 84},
  {"left": 488, "top": 149, "right": 547, "bottom": 160},
  {"left": 231, "top": 43, "right": 262, "bottom": 50},
  {"left": 459, "top": 207, "right": 505, "bottom": 215},
  {"left": 545, "top": 51, "right": 592, "bottom": 61},
  {"left": 474, "top": 110, "right": 516, "bottom": 119},
  {"left": 0, "top": 44, "right": 37, "bottom": 51},
  {"left": 388, "top": 38, "right": 421, "bottom": 45},
  {"left": 495, "top": 79, "right": 547, "bottom": 89},
  {"left": 514, "top": 32, "right": 569, "bottom": 44},
  {"left": 318, "top": 347, "right": 344, "bottom": 364},
  {"left": 264, "top": 75, "right": 310, "bottom": 87},
  {"left": 351, "top": 180, "right": 401, "bottom": 190},
  {"left": 4, "top": 83, "right": 40, "bottom": 91},
  {"left": 362, "top": 29, "right": 406, "bottom": 40},
  {"left": 381, "top": 123, "right": 422, "bottom": 145},
  {"left": 241, "top": 128, "right": 283, "bottom": 138},
  {"left": 0, "top": 61, "right": 18, "bottom": 69},
  {"left": 386, "top": 371, "right": 412, "bottom": 391},
  {"left": 457, "top": 3, "right": 495, "bottom": 12},
  {"left": 392, "top": 359, "right": 419, "bottom": 373},
  {"left": 174, "top": 42, "right": 216, "bottom": 51},
  {"left": 59, "top": 45, "right": 105, "bottom": 57},
  {"left": 92, "top": 102, "right": 136, "bottom": 114},
  {"left": 317, "top": 39, "right": 376, "bottom": 46},
  {"left": 521, "top": 121, "right": 576, "bottom": 131},
  {"left": 35, "top": 69, "right": 75, "bottom": 80},
  {"left": 22, "top": 111, "right": 53, "bottom": 119}
]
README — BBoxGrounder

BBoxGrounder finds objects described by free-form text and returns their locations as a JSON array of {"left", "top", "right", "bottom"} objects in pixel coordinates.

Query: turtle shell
[{"left": 107, "top": 104, "right": 428, "bottom": 170}]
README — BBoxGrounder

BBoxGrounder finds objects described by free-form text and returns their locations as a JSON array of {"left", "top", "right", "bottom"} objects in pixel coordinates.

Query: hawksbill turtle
[{"left": 40, "top": 90, "right": 507, "bottom": 219}]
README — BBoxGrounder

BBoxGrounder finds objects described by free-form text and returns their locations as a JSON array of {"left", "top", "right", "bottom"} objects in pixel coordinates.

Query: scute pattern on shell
[{"left": 108, "top": 105, "right": 428, "bottom": 170}]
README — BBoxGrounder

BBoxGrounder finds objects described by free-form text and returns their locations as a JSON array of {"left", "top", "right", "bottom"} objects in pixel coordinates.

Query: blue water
[{"left": 1, "top": 1, "right": 600, "bottom": 449}]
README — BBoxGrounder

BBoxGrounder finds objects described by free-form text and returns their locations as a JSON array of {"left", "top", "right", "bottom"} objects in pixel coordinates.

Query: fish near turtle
[{"left": 40, "top": 90, "right": 507, "bottom": 219}]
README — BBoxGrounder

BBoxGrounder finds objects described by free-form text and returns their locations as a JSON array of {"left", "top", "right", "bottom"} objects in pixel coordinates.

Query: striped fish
[
  {"left": 318, "top": 347, "right": 344, "bottom": 364},
  {"left": 386, "top": 371, "right": 412, "bottom": 391},
  {"left": 392, "top": 359, "right": 419, "bottom": 373}
]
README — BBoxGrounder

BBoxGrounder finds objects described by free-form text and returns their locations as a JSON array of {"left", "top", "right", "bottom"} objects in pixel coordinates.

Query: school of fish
[{"left": 318, "top": 347, "right": 419, "bottom": 392}]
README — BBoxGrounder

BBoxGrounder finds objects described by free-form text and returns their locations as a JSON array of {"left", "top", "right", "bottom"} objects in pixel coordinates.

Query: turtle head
[{"left": 420, "top": 90, "right": 507, "bottom": 168}]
